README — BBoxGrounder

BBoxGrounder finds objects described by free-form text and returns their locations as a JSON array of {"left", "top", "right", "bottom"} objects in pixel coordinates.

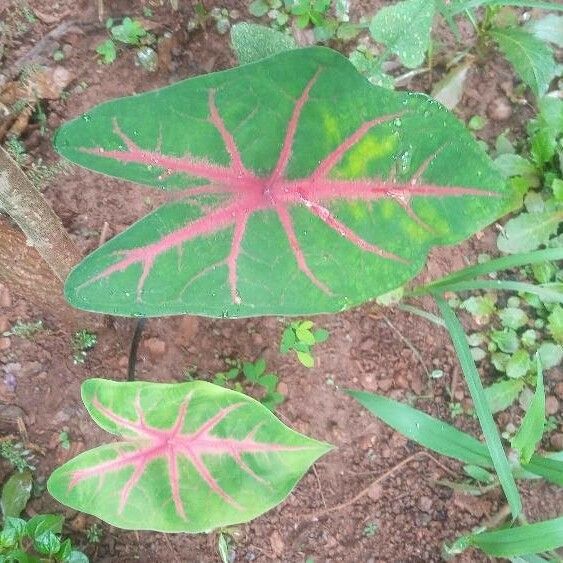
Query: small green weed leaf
[
  {"left": 110, "top": 17, "right": 146, "bottom": 45},
  {"left": 26, "top": 514, "right": 64, "bottom": 538},
  {"left": 96, "top": 39, "right": 117, "bottom": 65},
  {"left": 313, "top": 328, "right": 329, "bottom": 343},
  {"left": 3, "top": 517, "right": 26, "bottom": 543},
  {"left": 526, "top": 14, "right": 563, "bottom": 48},
  {"left": 511, "top": 360, "right": 545, "bottom": 464},
  {"left": 491, "top": 329, "right": 520, "bottom": 354},
  {"left": 462, "top": 295, "right": 496, "bottom": 320},
  {"left": 231, "top": 23, "right": 296, "bottom": 65},
  {"left": 537, "top": 342, "right": 563, "bottom": 370},
  {"left": 347, "top": 390, "right": 494, "bottom": 468},
  {"left": 531, "top": 261, "right": 556, "bottom": 284},
  {"left": 1, "top": 470, "right": 32, "bottom": 519},
  {"left": 506, "top": 349, "right": 531, "bottom": 379},
  {"left": 370, "top": 0, "right": 435, "bottom": 69},
  {"left": 492, "top": 352, "right": 510, "bottom": 372},
  {"left": 296, "top": 350, "right": 314, "bottom": 368},
  {"left": 34, "top": 531, "right": 61, "bottom": 556},
  {"left": 47, "top": 379, "right": 330, "bottom": 532},
  {"left": 484, "top": 379, "right": 525, "bottom": 414},
  {"left": 499, "top": 307, "right": 528, "bottom": 330},
  {"left": 248, "top": 0, "right": 269, "bottom": 17},
  {"left": 547, "top": 305, "right": 563, "bottom": 344},
  {"left": 461, "top": 516, "right": 563, "bottom": 558},
  {"left": 491, "top": 27, "right": 557, "bottom": 97},
  {"left": 497, "top": 210, "right": 563, "bottom": 254},
  {"left": 494, "top": 154, "right": 537, "bottom": 180},
  {"left": 56, "top": 48, "right": 512, "bottom": 317}
]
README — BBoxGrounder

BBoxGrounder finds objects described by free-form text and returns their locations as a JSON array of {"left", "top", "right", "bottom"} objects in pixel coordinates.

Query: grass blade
[
  {"left": 522, "top": 454, "right": 563, "bottom": 486},
  {"left": 449, "top": 1, "right": 563, "bottom": 14},
  {"left": 436, "top": 296, "right": 522, "bottom": 518},
  {"left": 511, "top": 358, "right": 545, "bottom": 464},
  {"left": 347, "top": 390, "right": 493, "bottom": 467},
  {"left": 423, "top": 280, "right": 563, "bottom": 304},
  {"left": 411, "top": 248, "right": 563, "bottom": 296},
  {"left": 464, "top": 517, "right": 563, "bottom": 557}
]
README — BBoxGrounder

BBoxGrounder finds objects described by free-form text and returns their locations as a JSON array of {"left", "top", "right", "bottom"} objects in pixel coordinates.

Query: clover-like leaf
[
  {"left": 57, "top": 47, "right": 514, "bottom": 318},
  {"left": 47, "top": 379, "right": 331, "bottom": 532}
]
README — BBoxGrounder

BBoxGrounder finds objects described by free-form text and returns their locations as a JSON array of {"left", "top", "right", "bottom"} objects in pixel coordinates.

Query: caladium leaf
[
  {"left": 57, "top": 47, "right": 515, "bottom": 318},
  {"left": 47, "top": 379, "right": 331, "bottom": 532}
]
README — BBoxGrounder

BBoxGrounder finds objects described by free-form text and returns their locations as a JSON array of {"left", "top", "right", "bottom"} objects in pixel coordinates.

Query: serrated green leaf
[
  {"left": 537, "top": 341, "right": 563, "bottom": 370},
  {"left": 369, "top": 0, "right": 435, "bottom": 69},
  {"left": 95, "top": 40, "right": 117, "bottom": 65},
  {"left": 111, "top": 17, "right": 146, "bottom": 45},
  {"left": 56, "top": 47, "right": 512, "bottom": 318},
  {"left": 506, "top": 349, "right": 531, "bottom": 379},
  {"left": 248, "top": 0, "right": 269, "bottom": 17},
  {"left": 48, "top": 379, "right": 330, "bottom": 532},
  {"left": 230, "top": 23, "right": 296, "bottom": 65},
  {"left": 491, "top": 329, "right": 520, "bottom": 354},
  {"left": 1, "top": 470, "right": 32, "bottom": 519},
  {"left": 526, "top": 14, "right": 563, "bottom": 48},
  {"left": 484, "top": 379, "right": 525, "bottom": 413},
  {"left": 497, "top": 210, "right": 563, "bottom": 254},
  {"left": 499, "top": 307, "right": 528, "bottom": 330},
  {"left": 511, "top": 360, "right": 545, "bottom": 463},
  {"left": 491, "top": 27, "right": 557, "bottom": 98}
]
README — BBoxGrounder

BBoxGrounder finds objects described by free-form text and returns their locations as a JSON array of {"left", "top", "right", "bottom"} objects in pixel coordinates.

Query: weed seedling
[
  {"left": 362, "top": 521, "right": 378, "bottom": 538},
  {"left": 71, "top": 329, "right": 97, "bottom": 364},
  {"left": 213, "top": 358, "right": 285, "bottom": 411},
  {"left": 85, "top": 523, "right": 102, "bottom": 544},
  {"left": 280, "top": 320, "right": 329, "bottom": 368},
  {"left": 58, "top": 432, "right": 70, "bottom": 450},
  {"left": 0, "top": 440, "right": 36, "bottom": 472},
  {"left": 4, "top": 320, "right": 44, "bottom": 338}
]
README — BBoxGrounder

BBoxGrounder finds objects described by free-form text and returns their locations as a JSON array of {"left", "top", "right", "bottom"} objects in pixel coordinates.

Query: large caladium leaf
[
  {"left": 57, "top": 47, "right": 515, "bottom": 317},
  {"left": 47, "top": 379, "right": 330, "bottom": 532}
]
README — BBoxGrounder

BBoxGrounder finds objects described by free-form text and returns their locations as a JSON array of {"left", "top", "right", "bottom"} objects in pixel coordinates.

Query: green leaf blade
[
  {"left": 436, "top": 297, "right": 522, "bottom": 518},
  {"left": 465, "top": 517, "right": 563, "bottom": 558},
  {"left": 347, "top": 390, "right": 494, "bottom": 468},
  {"left": 57, "top": 47, "right": 512, "bottom": 318},
  {"left": 491, "top": 27, "right": 557, "bottom": 97},
  {"left": 369, "top": 0, "right": 435, "bottom": 68},
  {"left": 47, "top": 379, "right": 331, "bottom": 532}
]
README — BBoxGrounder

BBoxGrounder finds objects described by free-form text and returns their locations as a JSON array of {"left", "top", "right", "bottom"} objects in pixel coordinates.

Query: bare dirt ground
[{"left": 1, "top": 1, "right": 562, "bottom": 561}]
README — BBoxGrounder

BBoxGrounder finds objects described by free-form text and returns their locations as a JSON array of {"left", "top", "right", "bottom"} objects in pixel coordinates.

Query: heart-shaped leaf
[
  {"left": 47, "top": 379, "right": 331, "bottom": 532},
  {"left": 57, "top": 47, "right": 514, "bottom": 318}
]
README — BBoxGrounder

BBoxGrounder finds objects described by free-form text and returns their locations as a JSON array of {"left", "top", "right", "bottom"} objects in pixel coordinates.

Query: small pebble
[
  {"left": 546, "top": 396, "right": 560, "bottom": 416},
  {"left": 488, "top": 97, "right": 512, "bottom": 121}
]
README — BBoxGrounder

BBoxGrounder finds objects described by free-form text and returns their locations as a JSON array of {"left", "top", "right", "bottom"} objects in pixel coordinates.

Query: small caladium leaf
[
  {"left": 57, "top": 47, "right": 515, "bottom": 318},
  {"left": 47, "top": 379, "right": 331, "bottom": 532}
]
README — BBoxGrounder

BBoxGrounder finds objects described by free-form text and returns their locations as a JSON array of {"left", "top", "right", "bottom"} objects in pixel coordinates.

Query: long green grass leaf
[
  {"left": 511, "top": 359, "right": 545, "bottom": 463},
  {"left": 427, "top": 280, "right": 563, "bottom": 304},
  {"left": 347, "top": 390, "right": 493, "bottom": 467},
  {"left": 436, "top": 296, "right": 522, "bottom": 518},
  {"left": 449, "top": 1, "right": 563, "bottom": 14},
  {"left": 465, "top": 517, "right": 563, "bottom": 557},
  {"left": 522, "top": 454, "right": 563, "bottom": 486},
  {"left": 411, "top": 248, "right": 563, "bottom": 296}
]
